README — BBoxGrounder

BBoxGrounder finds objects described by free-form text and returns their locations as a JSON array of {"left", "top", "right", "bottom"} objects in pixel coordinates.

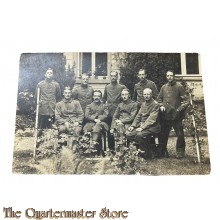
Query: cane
[
  {"left": 189, "top": 92, "right": 201, "bottom": 163},
  {"left": 33, "top": 87, "right": 40, "bottom": 157}
]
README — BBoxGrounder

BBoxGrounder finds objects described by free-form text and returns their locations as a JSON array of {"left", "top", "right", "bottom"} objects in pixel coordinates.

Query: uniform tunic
[
  {"left": 157, "top": 80, "right": 186, "bottom": 115},
  {"left": 157, "top": 80, "right": 187, "bottom": 155},
  {"left": 131, "top": 99, "right": 160, "bottom": 133},
  {"left": 103, "top": 82, "right": 127, "bottom": 117},
  {"left": 36, "top": 79, "right": 61, "bottom": 116},
  {"left": 126, "top": 99, "right": 160, "bottom": 148},
  {"left": 84, "top": 102, "right": 109, "bottom": 142},
  {"left": 111, "top": 99, "right": 138, "bottom": 129},
  {"left": 72, "top": 84, "right": 94, "bottom": 112},
  {"left": 55, "top": 99, "right": 84, "bottom": 125},
  {"left": 84, "top": 102, "right": 109, "bottom": 130},
  {"left": 111, "top": 99, "right": 138, "bottom": 145},
  {"left": 133, "top": 79, "right": 159, "bottom": 103}
]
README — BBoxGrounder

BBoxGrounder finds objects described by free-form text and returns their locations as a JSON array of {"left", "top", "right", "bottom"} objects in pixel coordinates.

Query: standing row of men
[{"left": 36, "top": 68, "right": 188, "bottom": 158}]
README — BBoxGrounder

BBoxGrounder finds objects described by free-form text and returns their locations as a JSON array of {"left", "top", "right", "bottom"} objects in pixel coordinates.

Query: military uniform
[
  {"left": 111, "top": 99, "right": 138, "bottom": 144},
  {"left": 83, "top": 102, "right": 109, "bottom": 143},
  {"left": 157, "top": 80, "right": 187, "bottom": 157},
  {"left": 103, "top": 82, "right": 127, "bottom": 151},
  {"left": 126, "top": 99, "right": 161, "bottom": 144},
  {"left": 103, "top": 82, "right": 127, "bottom": 117},
  {"left": 55, "top": 98, "right": 84, "bottom": 139},
  {"left": 72, "top": 84, "right": 94, "bottom": 112},
  {"left": 133, "top": 79, "right": 159, "bottom": 107},
  {"left": 36, "top": 79, "right": 61, "bottom": 129}
]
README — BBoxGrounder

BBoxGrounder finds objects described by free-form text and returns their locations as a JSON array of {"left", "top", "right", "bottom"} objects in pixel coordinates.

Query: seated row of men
[
  {"left": 36, "top": 68, "right": 187, "bottom": 158},
  {"left": 55, "top": 87, "right": 159, "bottom": 156}
]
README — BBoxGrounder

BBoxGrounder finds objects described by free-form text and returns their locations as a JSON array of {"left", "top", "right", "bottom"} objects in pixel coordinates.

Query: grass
[{"left": 12, "top": 136, "right": 210, "bottom": 175}]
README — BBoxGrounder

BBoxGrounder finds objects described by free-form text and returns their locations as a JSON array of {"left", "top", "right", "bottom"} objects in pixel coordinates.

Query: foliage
[
  {"left": 17, "top": 90, "right": 35, "bottom": 117},
  {"left": 15, "top": 115, "right": 35, "bottom": 131},
  {"left": 183, "top": 101, "right": 207, "bottom": 137},
  {"left": 19, "top": 53, "right": 66, "bottom": 92},
  {"left": 35, "top": 129, "right": 60, "bottom": 159},
  {"left": 180, "top": 79, "right": 207, "bottom": 137},
  {"left": 111, "top": 143, "right": 145, "bottom": 174},
  {"left": 180, "top": 80, "right": 208, "bottom": 161},
  {"left": 118, "top": 53, "right": 181, "bottom": 96},
  {"left": 17, "top": 53, "right": 76, "bottom": 118}
]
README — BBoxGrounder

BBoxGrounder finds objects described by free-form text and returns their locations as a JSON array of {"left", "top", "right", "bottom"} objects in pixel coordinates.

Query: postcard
[{"left": 13, "top": 52, "right": 210, "bottom": 175}]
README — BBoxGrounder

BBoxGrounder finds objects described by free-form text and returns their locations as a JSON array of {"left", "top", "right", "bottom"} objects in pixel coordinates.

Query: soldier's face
[
  {"left": 45, "top": 69, "right": 53, "bottom": 79},
  {"left": 166, "top": 71, "right": 175, "bottom": 83},
  {"left": 121, "top": 91, "right": 129, "bottom": 101},
  {"left": 110, "top": 72, "right": 118, "bottom": 82},
  {"left": 138, "top": 70, "right": 146, "bottom": 81},
  {"left": 93, "top": 92, "right": 101, "bottom": 102},
  {"left": 63, "top": 90, "right": 72, "bottom": 99},
  {"left": 143, "top": 90, "right": 152, "bottom": 101},
  {"left": 82, "top": 75, "right": 89, "bottom": 85}
]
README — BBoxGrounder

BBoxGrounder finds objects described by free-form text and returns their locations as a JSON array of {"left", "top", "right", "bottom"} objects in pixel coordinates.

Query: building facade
[{"left": 64, "top": 52, "right": 203, "bottom": 100}]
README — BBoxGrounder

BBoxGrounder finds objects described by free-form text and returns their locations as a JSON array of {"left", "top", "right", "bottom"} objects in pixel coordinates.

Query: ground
[{"left": 12, "top": 136, "right": 210, "bottom": 175}]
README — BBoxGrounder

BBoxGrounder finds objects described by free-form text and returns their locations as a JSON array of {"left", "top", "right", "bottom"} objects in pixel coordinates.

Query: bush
[{"left": 119, "top": 53, "right": 181, "bottom": 96}]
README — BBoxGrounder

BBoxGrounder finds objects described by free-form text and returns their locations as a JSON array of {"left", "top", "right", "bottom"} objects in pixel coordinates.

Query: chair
[
  {"left": 87, "top": 131, "right": 109, "bottom": 152},
  {"left": 112, "top": 128, "right": 128, "bottom": 151},
  {"left": 140, "top": 133, "right": 161, "bottom": 159}
]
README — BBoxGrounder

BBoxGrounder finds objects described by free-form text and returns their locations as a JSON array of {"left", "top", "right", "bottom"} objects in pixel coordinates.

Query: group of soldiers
[{"left": 36, "top": 67, "right": 188, "bottom": 159}]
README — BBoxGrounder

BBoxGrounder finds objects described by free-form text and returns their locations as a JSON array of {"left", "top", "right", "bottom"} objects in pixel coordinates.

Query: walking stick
[
  {"left": 189, "top": 92, "right": 202, "bottom": 163},
  {"left": 33, "top": 87, "right": 40, "bottom": 157}
]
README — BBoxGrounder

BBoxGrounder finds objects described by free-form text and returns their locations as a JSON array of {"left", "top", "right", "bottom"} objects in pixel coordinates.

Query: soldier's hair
[
  {"left": 121, "top": 88, "right": 130, "bottom": 94},
  {"left": 110, "top": 71, "right": 118, "bottom": 77},
  {"left": 45, "top": 67, "right": 54, "bottom": 73},
  {"left": 138, "top": 69, "right": 146, "bottom": 74},
  {"left": 93, "top": 90, "right": 102, "bottom": 97},
  {"left": 63, "top": 86, "right": 72, "bottom": 92},
  {"left": 166, "top": 70, "right": 175, "bottom": 76},
  {"left": 143, "top": 88, "right": 152, "bottom": 94},
  {"left": 82, "top": 73, "right": 89, "bottom": 78}
]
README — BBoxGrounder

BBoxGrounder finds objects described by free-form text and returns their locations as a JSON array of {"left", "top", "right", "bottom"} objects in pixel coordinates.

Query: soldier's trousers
[
  {"left": 58, "top": 124, "right": 82, "bottom": 139},
  {"left": 38, "top": 115, "right": 55, "bottom": 129},
  {"left": 83, "top": 122, "right": 109, "bottom": 142},
  {"left": 158, "top": 119, "right": 185, "bottom": 154},
  {"left": 114, "top": 123, "right": 130, "bottom": 145}
]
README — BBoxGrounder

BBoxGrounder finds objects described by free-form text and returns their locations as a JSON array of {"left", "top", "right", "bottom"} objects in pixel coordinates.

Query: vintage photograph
[{"left": 13, "top": 52, "right": 210, "bottom": 175}]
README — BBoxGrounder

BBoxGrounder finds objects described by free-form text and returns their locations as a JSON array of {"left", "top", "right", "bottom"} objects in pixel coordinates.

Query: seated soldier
[
  {"left": 83, "top": 90, "right": 109, "bottom": 156},
  {"left": 110, "top": 89, "right": 138, "bottom": 148},
  {"left": 126, "top": 88, "right": 161, "bottom": 158},
  {"left": 55, "top": 87, "right": 84, "bottom": 150}
]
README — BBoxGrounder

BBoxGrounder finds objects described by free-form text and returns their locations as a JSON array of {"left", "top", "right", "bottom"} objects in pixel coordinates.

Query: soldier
[
  {"left": 72, "top": 73, "right": 94, "bottom": 112},
  {"left": 55, "top": 87, "right": 84, "bottom": 149},
  {"left": 83, "top": 90, "right": 109, "bottom": 156},
  {"left": 35, "top": 68, "right": 61, "bottom": 130},
  {"left": 127, "top": 88, "right": 161, "bottom": 158},
  {"left": 158, "top": 70, "right": 188, "bottom": 158},
  {"left": 103, "top": 71, "right": 127, "bottom": 151},
  {"left": 110, "top": 89, "right": 138, "bottom": 147},
  {"left": 133, "top": 69, "right": 159, "bottom": 108}
]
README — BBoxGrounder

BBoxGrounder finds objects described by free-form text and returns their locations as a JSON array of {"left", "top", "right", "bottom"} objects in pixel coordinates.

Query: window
[
  {"left": 82, "top": 52, "right": 108, "bottom": 77},
  {"left": 82, "top": 53, "right": 92, "bottom": 74},
  {"left": 186, "top": 53, "right": 199, "bottom": 75}
]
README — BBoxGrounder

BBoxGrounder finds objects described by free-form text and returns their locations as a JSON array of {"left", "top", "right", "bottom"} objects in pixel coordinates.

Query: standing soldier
[
  {"left": 110, "top": 89, "right": 138, "bottom": 147},
  {"left": 72, "top": 73, "right": 94, "bottom": 113},
  {"left": 35, "top": 68, "right": 61, "bottom": 131},
  {"left": 133, "top": 69, "right": 159, "bottom": 108},
  {"left": 158, "top": 70, "right": 188, "bottom": 158},
  {"left": 83, "top": 90, "right": 109, "bottom": 156},
  {"left": 103, "top": 71, "right": 127, "bottom": 151}
]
